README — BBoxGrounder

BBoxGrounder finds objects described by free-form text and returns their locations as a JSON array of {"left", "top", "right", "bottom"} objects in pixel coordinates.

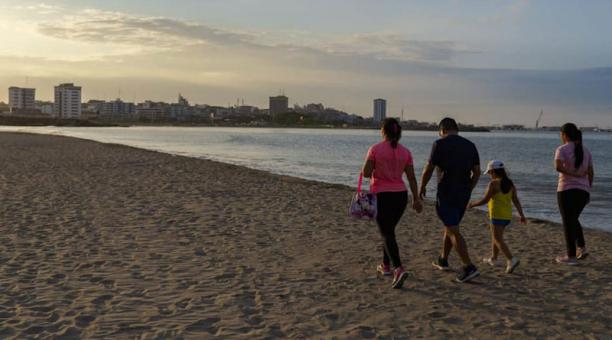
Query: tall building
[
  {"left": 269, "top": 95, "right": 289, "bottom": 116},
  {"left": 101, "top": 99, "right": 135, "bottom": 117},
  {"left": 373, "top": 98, "right": 386, "bottom": 123},
  {"left": 8, "top": 87, "right": 36, "bottom": 112},
  {"left": 54, "top": 83, "right": 82, "bottom": 118}
]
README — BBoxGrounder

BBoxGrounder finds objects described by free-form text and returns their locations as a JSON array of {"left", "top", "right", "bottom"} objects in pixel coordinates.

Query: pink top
[
  {"left": 555, "top": 142, "right": 593, "bottom": 192},
  {"left": 366, "top": 141, "right": 413, "bottom": 193}
]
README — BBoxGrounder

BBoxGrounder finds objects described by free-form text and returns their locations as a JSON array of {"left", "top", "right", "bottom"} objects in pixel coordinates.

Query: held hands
[
  {"left": 412, "top": 198, "right": 423, "bottom": 213},
  {"left": 418, "top": 187, "right": 426, "bottom": 200},
  {"left": 520, "top": 216, "right": 527, "bottom": 224},
  {"left": 467, "top": 201, "right": 477, "bottom": 209}
]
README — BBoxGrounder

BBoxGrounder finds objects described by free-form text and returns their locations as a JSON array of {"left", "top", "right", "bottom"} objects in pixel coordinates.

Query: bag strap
[{"left": 357, "top": 172, "right": 363, "bottom": 193}]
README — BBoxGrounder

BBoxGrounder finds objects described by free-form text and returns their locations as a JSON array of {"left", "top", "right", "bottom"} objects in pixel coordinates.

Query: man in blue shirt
[{"left": 419, "top": 117, "right": 481, "bottom": 283}]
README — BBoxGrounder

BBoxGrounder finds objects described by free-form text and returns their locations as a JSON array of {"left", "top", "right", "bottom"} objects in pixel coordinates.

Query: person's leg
[
  {"left": 445, "top": 225, "right": 472, "bottom": 266},
  {"left": 558, "top": 190, "right": 578, "bottom": 258},
  {"left": 375, "top": 192, "right": 406, "bottom": 268},
  {"left": 376, "top": 193, "right": 394, "bottom": 266},
  {"left": 382, "top": 249, "right": 391, "bottom": 266},
  {"left": 436, "top": 201, "right": 454, "bottom": 260},
  {"left": 492, "top": 225, "right": 513, "bottom": 260},
  {"left": 441, "top": 230, "right": 453, "bottom": 260},
  {"left": 574, "top": 191, "right": 589, "bottom": 249},
  {"left": 489, "top": 224, "right": 499, "bottom": 260}
]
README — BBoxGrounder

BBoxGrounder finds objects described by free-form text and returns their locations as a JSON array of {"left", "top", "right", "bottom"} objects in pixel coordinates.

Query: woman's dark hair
[
  {"left": 561, "top": 123, "right": 583, "bottom": 169},
  {"left": 492, "top": 168, "right": 514, "bottom": 194},
  {"left": 382, "top": 118, "right": 402, "bottom": 148}
]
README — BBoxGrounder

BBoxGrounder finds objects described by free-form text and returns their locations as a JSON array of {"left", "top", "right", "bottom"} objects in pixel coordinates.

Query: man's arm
[
  {"left": 405, "top": 164, "right": 423, "bottom": 212},
  {"left": 419, "top": 162, "right": 435, "bottom": 199},
  {"left": 469, "top": 181, "right": 496, "bottom": 208},
  {"left": 470, "top": 165, "right": 481, "bottom": 191}
]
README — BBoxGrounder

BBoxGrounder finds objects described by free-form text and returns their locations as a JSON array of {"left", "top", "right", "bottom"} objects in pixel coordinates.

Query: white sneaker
[
  {"left": 482, "top": 257, "right": 499, "bottom": 267},
  {"left": 505, "top": 257, "right": 520, "bottom": 274}
]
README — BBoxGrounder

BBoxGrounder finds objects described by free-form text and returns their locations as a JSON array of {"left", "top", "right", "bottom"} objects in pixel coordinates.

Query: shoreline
[
  {"left": 0, "top": 132, "right": 610, "bottom": 338},
  {"left": 2, "top": 129, "right": 606, "bottom": 235}
]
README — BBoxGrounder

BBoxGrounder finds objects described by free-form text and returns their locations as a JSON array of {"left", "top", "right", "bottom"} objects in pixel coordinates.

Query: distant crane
[{"left": 535, "top": 109, "right": 544, "bottom": 129}]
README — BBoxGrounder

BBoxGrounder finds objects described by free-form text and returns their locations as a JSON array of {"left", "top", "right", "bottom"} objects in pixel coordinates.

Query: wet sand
[{"left": 0, "top": 132, "right": 610, "bottom": 339}]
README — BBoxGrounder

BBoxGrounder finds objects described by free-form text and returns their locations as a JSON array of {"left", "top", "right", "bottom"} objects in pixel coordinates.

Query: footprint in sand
[{"left": 75, "top": 314, "right": 96, "bottom": 328}]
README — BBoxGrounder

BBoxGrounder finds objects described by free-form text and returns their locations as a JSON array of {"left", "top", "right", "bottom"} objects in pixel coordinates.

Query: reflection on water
[{"left": 2, "top": 126, "right": 610, "bottom": 232}]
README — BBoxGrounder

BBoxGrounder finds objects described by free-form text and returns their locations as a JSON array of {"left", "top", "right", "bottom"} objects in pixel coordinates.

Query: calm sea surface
[{"left": 3, "top": 126, "right": 611, "bottom": 232}]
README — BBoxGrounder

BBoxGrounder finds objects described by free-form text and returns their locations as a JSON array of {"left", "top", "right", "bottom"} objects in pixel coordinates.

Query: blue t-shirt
[{"left": 429, "top": 134, "right": 480, "bottom": 206}]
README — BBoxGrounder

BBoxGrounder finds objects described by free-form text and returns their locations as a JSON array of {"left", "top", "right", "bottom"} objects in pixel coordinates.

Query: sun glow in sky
[{"left": 2, "top": 0, "right": 612, "bottom": 126}]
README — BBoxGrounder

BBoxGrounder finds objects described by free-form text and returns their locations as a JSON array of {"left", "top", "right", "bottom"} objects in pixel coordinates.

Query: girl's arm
[
  {"left": 404, "top": 164, "right": 423, "bottom": 213},
  {"left": 468, "top": 181, "right": 497, "bottom": 208},
  {"left": 362, "top": 160, "right": 374, "bottom": 178},
  {"left": 511, "top": 186, "right": 527, "bottom": 224},
  {"left": 555, "top": 159, "right": 585, "bottom": 177}
]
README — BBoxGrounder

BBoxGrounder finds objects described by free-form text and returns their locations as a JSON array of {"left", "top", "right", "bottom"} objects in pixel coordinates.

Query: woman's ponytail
[
  {"left": 561, "top": 123, "right": 584, "bottom": 169},
  {"left": 574, "top": 130, "right": 584, "bottom": 169},
  {"left": 382, "top": 118, "right": 402, "bottom": 149}
]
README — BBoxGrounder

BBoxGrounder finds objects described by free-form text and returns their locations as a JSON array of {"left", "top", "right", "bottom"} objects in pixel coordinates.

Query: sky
[{"left": 1, "top": 0, "right": 612, "bottom": 127}]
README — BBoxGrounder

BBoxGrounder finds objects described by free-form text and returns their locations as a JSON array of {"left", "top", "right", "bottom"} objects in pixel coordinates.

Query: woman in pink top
[
  {"left": 362, "top": 118, "right": 422, "bottom": 289},
  {"left": 555, "top": 123, "right": 594, "bottom": 265}
]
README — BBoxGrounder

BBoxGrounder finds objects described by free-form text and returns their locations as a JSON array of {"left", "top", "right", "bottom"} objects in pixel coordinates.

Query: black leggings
[
  {"left": 376, "top": 191, "right": 408, "bottom": 268},
  {"left": 557, "top": 189, "right": 590, "bottom": 257}
]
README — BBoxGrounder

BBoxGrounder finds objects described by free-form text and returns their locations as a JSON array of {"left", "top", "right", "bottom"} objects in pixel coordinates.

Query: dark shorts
[
  {"left": 490, "top": 219, "right": 511, "bottom": 227},
  {"left": 436, "top": 200, "right": 468, "bottom": 227}
]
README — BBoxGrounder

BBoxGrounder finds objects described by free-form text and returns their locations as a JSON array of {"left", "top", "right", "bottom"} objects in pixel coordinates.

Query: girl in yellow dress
[{"left": 469, "top": 160, "right": 526, "bottom": 274}]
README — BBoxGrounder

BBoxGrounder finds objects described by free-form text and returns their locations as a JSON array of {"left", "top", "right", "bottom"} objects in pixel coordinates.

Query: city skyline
[{"left": 2, "top": 1, "right": 612, "bottom": 127}]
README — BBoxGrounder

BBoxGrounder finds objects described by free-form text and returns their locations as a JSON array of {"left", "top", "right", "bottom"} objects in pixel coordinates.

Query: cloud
[
  {"left": 37, "top": 10, "right": 254, "bottom": 50},
  {"left": 35, "top": 8, "right": 475, "bottom": 63}
]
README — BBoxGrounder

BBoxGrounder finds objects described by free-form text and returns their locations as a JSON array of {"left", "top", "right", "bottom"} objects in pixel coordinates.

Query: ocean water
[{"left": 3, "top": 126, "right": 611, "bottom": 232}]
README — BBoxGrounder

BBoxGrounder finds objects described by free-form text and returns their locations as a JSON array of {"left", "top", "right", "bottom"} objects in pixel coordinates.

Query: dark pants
[
  {"left": 557, "top": 189, "right": 590, "bottom": 257},
  {"left": 376, "top": 191, "right": 408, "bottom": 268}
]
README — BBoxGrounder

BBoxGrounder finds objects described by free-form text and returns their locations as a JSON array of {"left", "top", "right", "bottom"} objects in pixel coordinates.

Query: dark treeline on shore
[{"left": 0, "top": 113, "right": 491, "bottom": 131}]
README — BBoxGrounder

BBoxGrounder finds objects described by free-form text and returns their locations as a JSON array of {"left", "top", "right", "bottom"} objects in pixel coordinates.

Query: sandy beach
[{"left": 0, "top": 132, "right": 610, "bottom": 339}]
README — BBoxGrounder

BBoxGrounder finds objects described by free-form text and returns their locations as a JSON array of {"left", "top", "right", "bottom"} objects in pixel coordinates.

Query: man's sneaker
[
  {"left": 482, "top": 257, "right": 500, "bottom": 267},
  {"left": 432, "top": 257, "right": 450, "bottom": 271},
  {"left": 455, "top": 264, "right": 480, "bottom": 283},
  {"left": 577, "top": 247, "right": 589, "bottom": 260},
  {"left": 505, "top": 257, "right": 520, "bottom": 274},
  {"left": 391, "top": 267, "right": 409, "bottom": 289},
  {"left": 377, "top": 263, "right": 392, "bottom": 276},
  {"left": 555, "top": 256, "right": 578, "bottom": 266}
]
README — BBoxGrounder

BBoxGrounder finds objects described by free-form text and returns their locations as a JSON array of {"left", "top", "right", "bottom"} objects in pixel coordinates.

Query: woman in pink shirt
[
  {"left": 362, "top": 118, "right": 423, "bottom": 289},
  {"left": 555, "top": 123, "right": 594, "bottom": 265}
]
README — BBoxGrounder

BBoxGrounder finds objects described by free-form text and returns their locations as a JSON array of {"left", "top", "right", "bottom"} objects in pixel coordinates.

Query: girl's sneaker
[
  {"left": 555, "top": 256, "right": 578, "bottom": 266},
  {"left": 391, "top": 267, "right": 409, "bottom": 289},
  {"left": 577, "top": 247, "right": 589, "bottom": 260},
  {"left": 432, "top": 256, "right": 450, "bottom": 271},
  {"left": 482, "top": 257, "right": 500, "bottom": 267},
  {"left": 377, "top": 263, "right": 392, "bottom": 276},
  {"left": 505, "top": 257, "right": 520, "bottom": 274}
]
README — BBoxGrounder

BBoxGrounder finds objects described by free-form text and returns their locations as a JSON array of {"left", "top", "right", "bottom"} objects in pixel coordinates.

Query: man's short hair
[{"left": 439, "top": 117, "right": 459, "bottom": 132}]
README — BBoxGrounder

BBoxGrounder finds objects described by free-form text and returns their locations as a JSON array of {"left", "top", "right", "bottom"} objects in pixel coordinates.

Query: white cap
[{"left": 486, "top": 160, "right": 505, "bottom": 173}]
